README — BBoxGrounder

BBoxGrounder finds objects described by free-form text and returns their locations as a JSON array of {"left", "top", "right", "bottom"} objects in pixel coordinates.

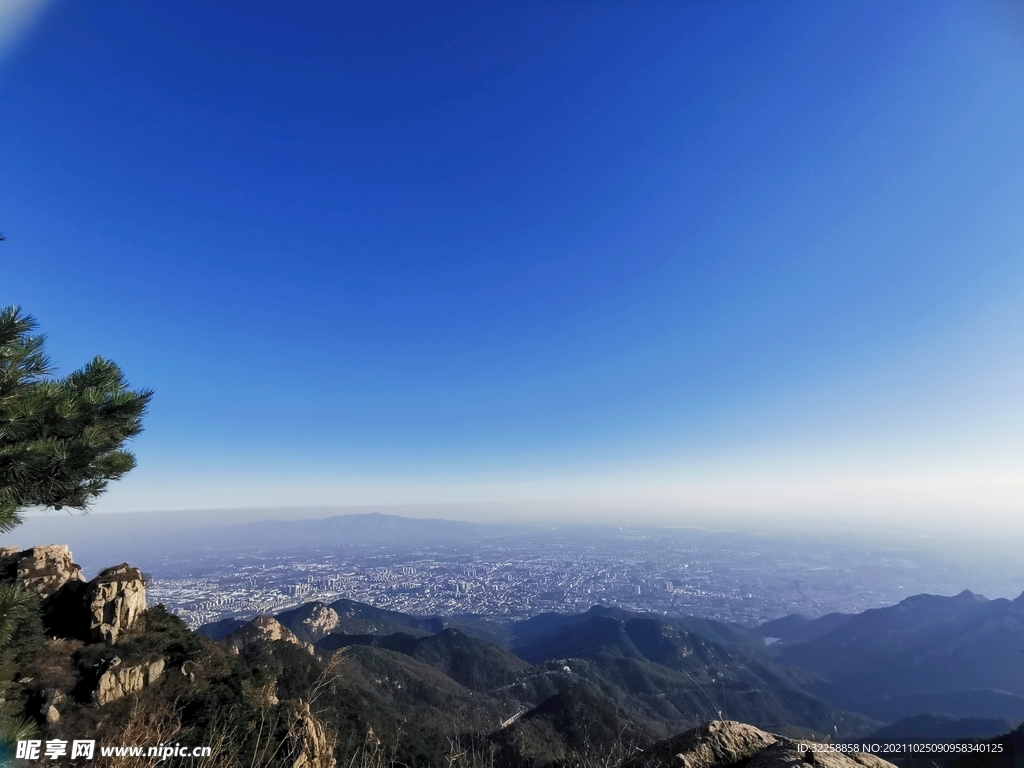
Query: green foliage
[
  {"left": 0, "top": 583, "right": 33, "bottom": 650},
  {"left": 0, "top": 583, "right": 39, "bottom": 749},
  {"left": 121, "top": 605, "right": 209, "bottom": 668},
  {"left": 0, "top": 305, "right": 152, "bottom": 533}
]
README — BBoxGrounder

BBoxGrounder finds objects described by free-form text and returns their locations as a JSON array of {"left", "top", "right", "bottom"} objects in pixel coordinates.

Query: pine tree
[
  {"left": 0, "top": 291, "right": 152, "bottom": 749},
  {"left": 0, "top": 304, "right": 152, "bottom": 533}
]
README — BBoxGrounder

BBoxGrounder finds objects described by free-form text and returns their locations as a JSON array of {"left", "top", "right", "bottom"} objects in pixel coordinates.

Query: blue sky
[{"left": 2, "top": 1, "right": 1024, "bottom": 531}]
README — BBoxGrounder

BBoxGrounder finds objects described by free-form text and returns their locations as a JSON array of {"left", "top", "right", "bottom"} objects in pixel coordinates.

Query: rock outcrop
[
  {"left": 748, "top": 741, "right": 894, "bottom": 768},
  {"left": 0, "top": 544, "right": 85, "bottom": 597},
  {"left": 295, "top": 603, "right": 341, "bottom": 642},
  {"left": 1, "top": 546, "right": 147, "bottom": 645},
  {"left": 631, "top": 720, "right": 776, "bottom": 768},
  {"left": 2, "top": 544, "right": 171, "bottom": 747},
  {"left": 94, "top": 657, "right": 165, "bottom": 706},
  {"left": 42, "top": 689, "right": 66, "bottom": 724},
  {"left": 289, "top": 703, "right": 337, "bottom": 768},
  {"left": 225, "top": 615, "right": 315, "bottom": 655},
  {"left": 626, "top": 721, "right": 896, "bottom": 768},
  {"left": 87, "top": 564, "right": 147, "bottom": 644}
]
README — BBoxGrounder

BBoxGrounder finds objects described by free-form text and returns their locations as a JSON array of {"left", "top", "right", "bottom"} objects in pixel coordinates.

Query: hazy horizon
[{"left": 6, "top": 502, "right": 1024, "bottom": 569}]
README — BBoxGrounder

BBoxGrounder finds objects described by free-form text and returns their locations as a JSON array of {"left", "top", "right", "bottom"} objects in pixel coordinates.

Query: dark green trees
[{"left": 0, "top": 305, "right": 152, "bottom": 533}]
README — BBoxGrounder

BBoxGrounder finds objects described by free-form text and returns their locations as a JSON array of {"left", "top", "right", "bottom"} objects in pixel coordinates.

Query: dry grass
[
  {"left": 104, "top": 651, "right": 349, "bottom": 768},
  {"left": 105, "top": 649, "right": 643, "bottom": 768},
  {"left": 112, "top": 698, "right": 183, "bottom": 761}
]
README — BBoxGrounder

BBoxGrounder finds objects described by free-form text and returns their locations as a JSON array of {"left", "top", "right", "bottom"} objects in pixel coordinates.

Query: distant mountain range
[
  {"left": 199, "top": 584, "right": 1024, "bottom": 746},
  {"left": 205, "top": 597, "right": 879, "bottom": 748},
  {"left": 950, "top": 721, "right": 1024, "bottom": 768},
  {"left": 226, "top": 512, "right": 522, "bottom": 550},
  {"left": 756, "top": 589, "right": 1024, "bottom": 721},
  {"left": 512, "top": 604, "right": 769, "bottom": 654},
  {"left": 864, "top": 713, "right": 1019, "bottom": 744}
]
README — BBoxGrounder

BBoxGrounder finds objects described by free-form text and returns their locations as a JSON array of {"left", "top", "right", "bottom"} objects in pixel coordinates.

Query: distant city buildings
[{"left": 144, "top": 530, "right": 964, "bottom": 630}]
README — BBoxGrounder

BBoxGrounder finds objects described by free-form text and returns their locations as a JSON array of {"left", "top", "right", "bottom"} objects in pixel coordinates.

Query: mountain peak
[
  {"left": 954, "top": 589, "right": 987, "bottom": 601},
  {"left": 225, "top": 615, "right": 314, "bottom": 655}
]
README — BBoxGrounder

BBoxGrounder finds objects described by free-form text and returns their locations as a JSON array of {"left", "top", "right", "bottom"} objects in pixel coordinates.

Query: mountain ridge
[{"left": 759, "top": 589, "right": 1024, "bottom": 720}]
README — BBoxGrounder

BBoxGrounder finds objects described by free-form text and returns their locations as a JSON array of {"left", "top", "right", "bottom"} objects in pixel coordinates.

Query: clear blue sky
[{"left": 3, "top": 1, "right": 1024, "bottom": 530}]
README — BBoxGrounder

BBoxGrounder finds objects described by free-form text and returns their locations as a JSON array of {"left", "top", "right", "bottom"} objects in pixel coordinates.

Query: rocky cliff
[
  {"left": 0, "top": 544, "right": 154, "bottom": 712},
  {"left": 87, "top": 563, "right": 148, "bottom": 644}
]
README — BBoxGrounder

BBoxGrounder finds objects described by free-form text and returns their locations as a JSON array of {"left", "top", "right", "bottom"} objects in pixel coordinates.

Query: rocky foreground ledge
[{"left": 627, "top": 720, "right": 896, "bottom": 768}]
